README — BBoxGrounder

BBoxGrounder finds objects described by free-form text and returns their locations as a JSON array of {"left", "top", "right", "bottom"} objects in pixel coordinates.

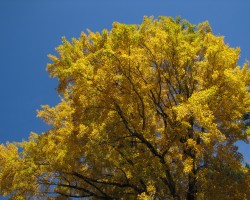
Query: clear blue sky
[{"left": 0, "top": 0, "right": 250, "bottom": 198}]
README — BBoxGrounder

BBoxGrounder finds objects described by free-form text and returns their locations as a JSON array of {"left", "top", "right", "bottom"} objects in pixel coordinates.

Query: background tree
[{"left": 0, "top": 16, "right": 250, "bottom": 200}]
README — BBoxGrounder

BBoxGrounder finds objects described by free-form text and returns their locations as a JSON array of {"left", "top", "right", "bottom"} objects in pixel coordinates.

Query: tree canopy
[{"left": 0, "top": 16, "right": 250, "bottom": 200}]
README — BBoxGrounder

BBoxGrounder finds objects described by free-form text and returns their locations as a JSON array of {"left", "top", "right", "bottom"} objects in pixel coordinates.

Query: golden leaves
[
  {"left": 1, "top": 16, "right": 250, "bottom": 199},
  {"left": 183, "top": 157, "right": 194, "bottom": 174}
]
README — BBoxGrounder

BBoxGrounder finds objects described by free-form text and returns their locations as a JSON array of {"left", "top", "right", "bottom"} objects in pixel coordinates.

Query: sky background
[{"left": 0, "top": 0, "right": 250, "bottom": 198}]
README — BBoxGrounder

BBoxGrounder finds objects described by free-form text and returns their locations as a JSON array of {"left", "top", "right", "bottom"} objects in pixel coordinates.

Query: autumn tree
[{"left": 0, "top": 16, "right": 250, "bottom": 200}]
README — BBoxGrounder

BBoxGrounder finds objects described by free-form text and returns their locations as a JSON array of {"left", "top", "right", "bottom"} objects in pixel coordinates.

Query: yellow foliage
[{"left": 0, "top": 16, "right": 250, "bottom": 199}]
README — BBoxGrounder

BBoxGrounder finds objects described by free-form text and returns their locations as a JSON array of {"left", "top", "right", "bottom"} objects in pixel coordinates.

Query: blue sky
[{"left": 0, "top": 0, "right": 250, "bottom": 198}]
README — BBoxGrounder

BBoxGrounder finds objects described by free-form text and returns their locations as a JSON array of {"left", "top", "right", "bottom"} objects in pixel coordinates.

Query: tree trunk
[{"left": 187, "top": 174, "right": 196, "bottom": 200}]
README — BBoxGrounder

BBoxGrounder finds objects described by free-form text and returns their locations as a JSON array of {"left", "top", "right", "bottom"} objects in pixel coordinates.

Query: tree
[{"left": 0, "top": 16, "right": 250, "bottom": 200}]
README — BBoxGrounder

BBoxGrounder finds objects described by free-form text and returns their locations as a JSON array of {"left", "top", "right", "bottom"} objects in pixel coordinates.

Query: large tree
[{"left": 0, "top": 16, "right": 250, "bottom": 200}]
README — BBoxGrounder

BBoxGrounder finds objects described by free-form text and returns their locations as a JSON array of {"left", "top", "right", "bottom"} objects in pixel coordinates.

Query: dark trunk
[{"left": 187, "top": 174, "right": 196, "bottom": 200}]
